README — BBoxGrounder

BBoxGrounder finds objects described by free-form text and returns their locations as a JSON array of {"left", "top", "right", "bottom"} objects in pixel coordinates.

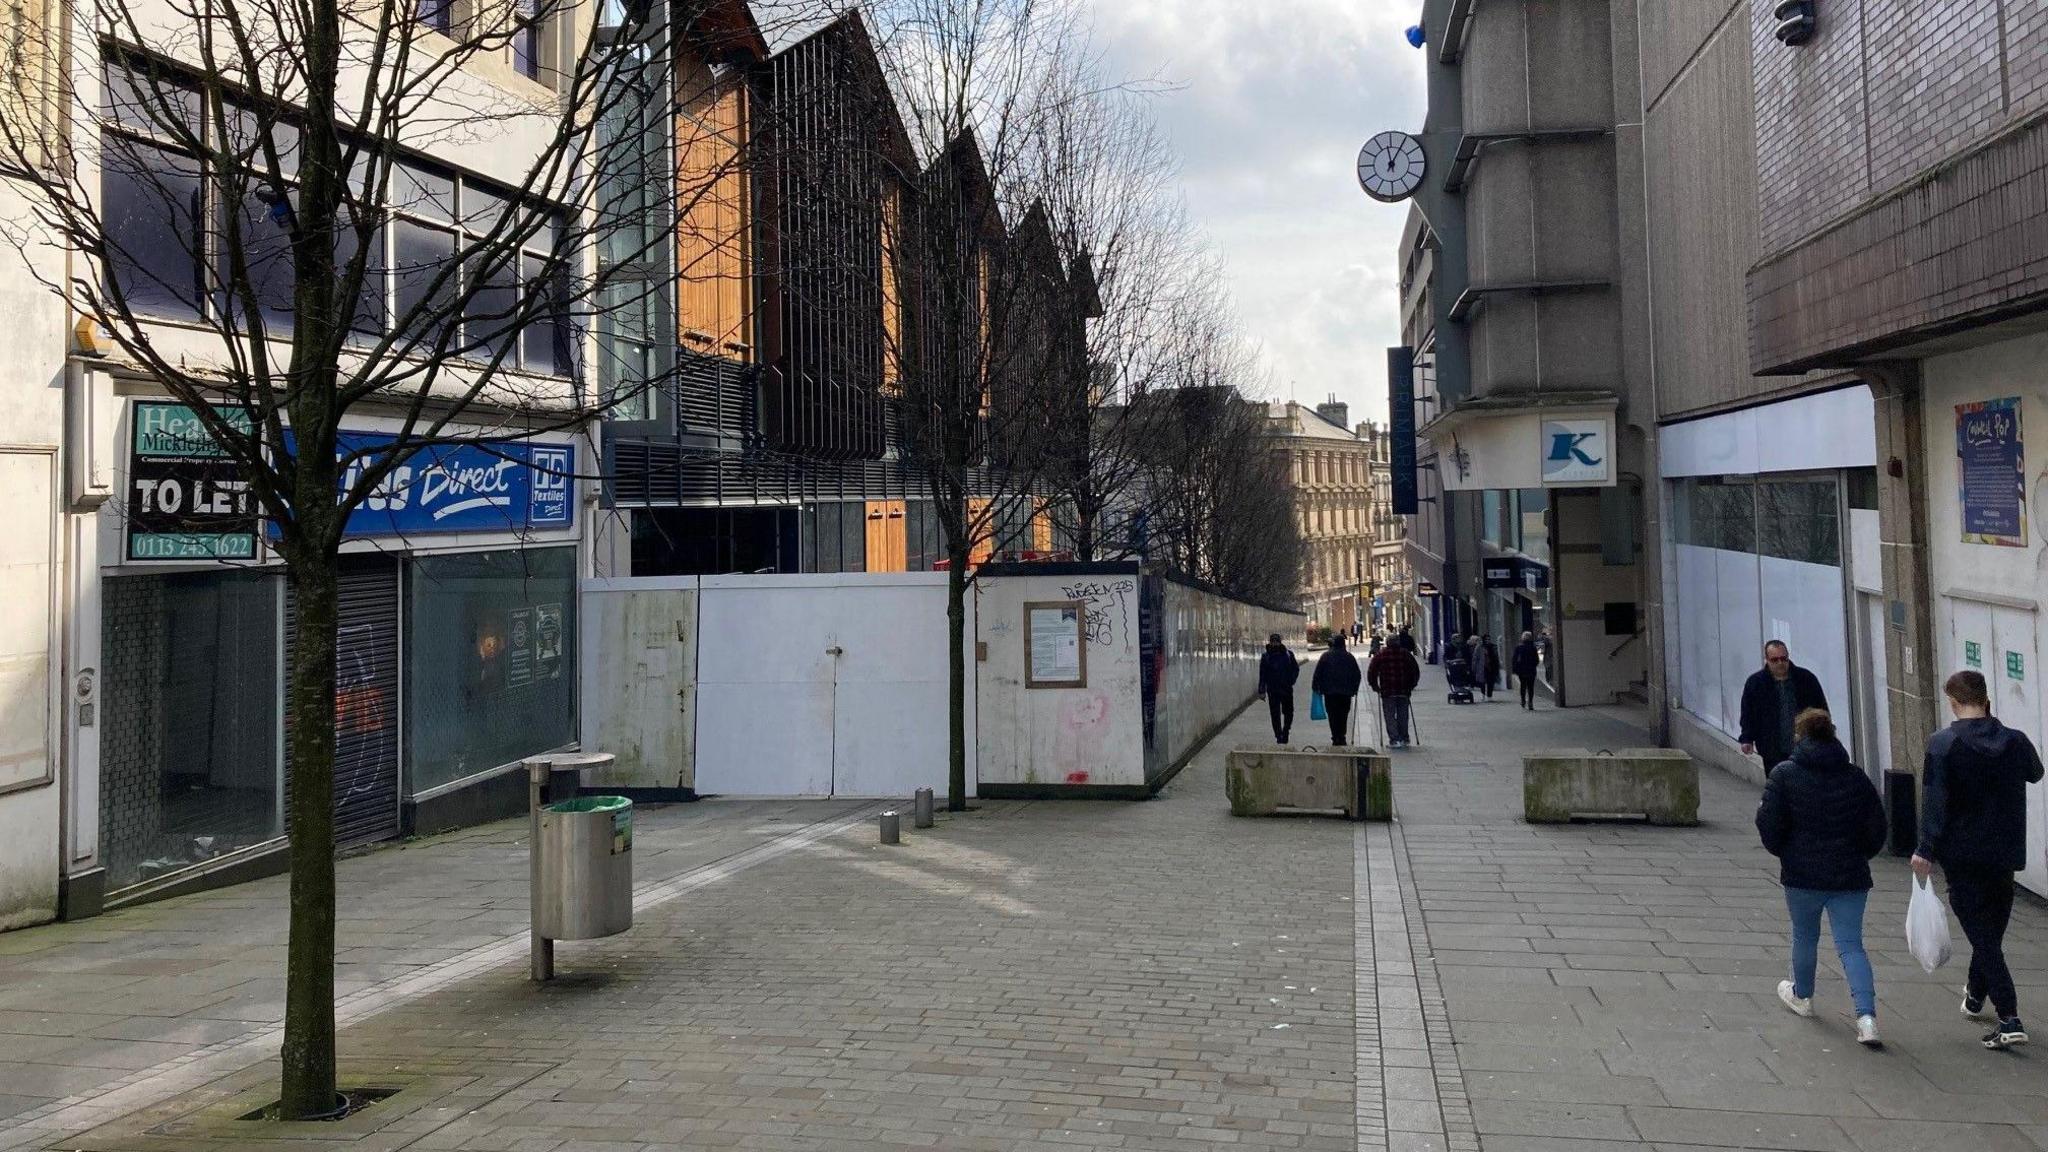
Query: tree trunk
[
  {"left": 946, "top": 551, "right": 968, "bottom": 812},
  {"left": 278, "top": 543, "right": 340, "bottom": 1118}
]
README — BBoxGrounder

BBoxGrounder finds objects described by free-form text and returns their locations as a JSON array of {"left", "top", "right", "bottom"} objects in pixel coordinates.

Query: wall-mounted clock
[{"left": 1357, "top": 131, "right": 1426, "bottom": 202}]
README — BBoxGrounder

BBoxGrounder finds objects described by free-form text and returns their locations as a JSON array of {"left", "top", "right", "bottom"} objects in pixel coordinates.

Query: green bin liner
[{"left": 543, "top": 795, "right": 632, "bottom": 854}]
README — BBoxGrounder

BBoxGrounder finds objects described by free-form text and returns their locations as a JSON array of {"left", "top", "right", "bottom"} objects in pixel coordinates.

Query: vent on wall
[{"left": 1773, "top": 0, "right": 1816, "bottom": 46}]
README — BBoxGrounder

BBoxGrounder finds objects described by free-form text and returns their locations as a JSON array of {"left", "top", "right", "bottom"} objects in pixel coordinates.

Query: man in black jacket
[
  {"left": 1511, "top": 631, "right": 1541, "bottom": 710},
  {"left": 1256, "top": 633, "right": 1300, "bottom": 745},
  {"left": 1312, "top": 634, "right": 1363, "bottom": 746},
  {"left": 1739, "top": 640, "right": 1829, "bottom": 774},
  {"left": 1913, "top": 670, "right": 2046, "bottom": 1050}
]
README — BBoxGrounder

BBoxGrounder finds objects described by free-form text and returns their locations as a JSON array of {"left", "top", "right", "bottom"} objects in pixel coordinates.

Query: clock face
[{"left": 1357, "top": 131, "right": 1426, "bottom": 202}]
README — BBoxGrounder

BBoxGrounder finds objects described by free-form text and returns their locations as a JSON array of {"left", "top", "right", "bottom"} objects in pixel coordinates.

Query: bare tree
[
  {"left": 0, "top": 0, "right": 821, "bottom": 1118},
  {"left": 855, "top": 0, "right": 1098, "bottom": 811},
  {"left": 1130, "top": 316, "right": 1302, "bottom": 606}
]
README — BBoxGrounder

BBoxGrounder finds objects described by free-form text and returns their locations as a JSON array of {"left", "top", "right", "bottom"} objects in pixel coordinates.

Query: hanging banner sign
[
  {"left": 280, "top": 432, "right": 576, "bottom": 538},
  {"left": 1388, "top": 347, "right": 1418, "bottom": 516},
  {"left": 126, "top": 402, "right": 261, "bottom": 561},
  {"left": 1956, "top": 397, "right": 2025, "bottom": 547}
]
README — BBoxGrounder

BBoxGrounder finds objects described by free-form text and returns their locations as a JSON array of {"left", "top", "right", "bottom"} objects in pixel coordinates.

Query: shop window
[
  {"left": 1757, "top": 479, "right": 1840, "bottom": 567},
  {"left": 100, "top": 572, "right": 282, "bottom": 891},
  {"left": 406, "top": 546, "right": 576, "bottom": 794}
]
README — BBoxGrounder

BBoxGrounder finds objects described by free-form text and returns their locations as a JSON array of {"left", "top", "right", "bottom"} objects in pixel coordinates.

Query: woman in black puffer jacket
[{"left": 1756, "top": 709, "right": 1889, "bottom": 1046}]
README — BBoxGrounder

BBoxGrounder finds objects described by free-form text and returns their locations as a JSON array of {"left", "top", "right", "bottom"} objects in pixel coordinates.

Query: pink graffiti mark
[{"left": 1065, "top": 771, "right": 1090, "bottom": 785}]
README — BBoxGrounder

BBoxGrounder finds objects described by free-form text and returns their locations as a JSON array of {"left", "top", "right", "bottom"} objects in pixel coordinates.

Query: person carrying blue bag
[{"left": 1311, "top": 634, "right": 1362, "bottom": 746}]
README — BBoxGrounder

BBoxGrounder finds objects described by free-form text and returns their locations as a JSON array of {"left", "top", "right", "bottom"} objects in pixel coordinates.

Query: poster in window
[
  {"left": 534, "top": 603, "right": 563, "bottom": 681},
  {"left": 1957, "top": 397, "right": 2026, "bottom": 547},
  {"left": 126, "top": 401, "right": 260, "bottom": 561},
  {"left": 1025, "top": 601, "right": 1087, "bottom": 688},
  {"left": 507, "top": 608, "right": 534, "bottom": 687}
]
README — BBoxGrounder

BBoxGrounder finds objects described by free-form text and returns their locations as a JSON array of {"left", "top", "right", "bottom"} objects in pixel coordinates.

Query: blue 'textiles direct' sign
[{"left": 281, "top": 432, "right": 575, "bottom": 538}]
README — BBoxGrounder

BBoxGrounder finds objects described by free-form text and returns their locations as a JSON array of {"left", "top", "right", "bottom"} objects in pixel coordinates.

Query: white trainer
[
  {"left": 1856, "top": 1015, "right": 1881, "bottom": 1047},
  {"left": 1777, "top": 980, "right": 1814, "bottom": 1018}
]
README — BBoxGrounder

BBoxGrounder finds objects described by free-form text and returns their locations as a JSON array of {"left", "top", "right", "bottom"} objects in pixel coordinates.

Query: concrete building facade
[
  {"left": 1733, "top": 0, "right": 2048, "bottom": 895},
  {"left": 1390, "top": 0, "right": 1657, "bottom": 706},
  {"left": 0, "top": 0, "right": 71, "bottom": 930}
]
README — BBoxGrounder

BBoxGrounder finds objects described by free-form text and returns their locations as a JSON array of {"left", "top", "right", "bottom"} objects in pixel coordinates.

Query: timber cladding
[{"left": 1749, "top": 0, "right": 2048, "bottom": 373}]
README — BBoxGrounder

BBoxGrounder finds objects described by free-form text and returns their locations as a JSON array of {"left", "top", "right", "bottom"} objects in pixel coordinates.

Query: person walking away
[
  {"left": 1756, "top": 709, "right": 1888, "bottom": 1048},
  {"left": 1479, "top": 635, "right": 1502, "bottom": 701},
  {"left": 1369, "top": 631, "right": 1383, "bottom": 656},
  {"left": 1393, "top": 624, "right": 1417, "bottom": 655},
  {"left": 1913, "top": 670, "right": 2046, "bottom": 1049},
  {"left": 1256, "top": 633, "right": 1300, "bottom": 745},
  {"left": 1312, "top": 634, "right": 1363, "bottom": 746},
  {"left": 1367, "top": 639, "right": 1421, "bottom": 749},
  {"left": 1512, "top": 631, "right": 1540, "bottom": 710},
  {"left": 1739, "top": 640, "right": 1828, "bottom": 776}
]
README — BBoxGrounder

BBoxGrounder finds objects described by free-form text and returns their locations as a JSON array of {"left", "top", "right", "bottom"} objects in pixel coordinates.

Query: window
[
  {"left": 100, "top": 572, "right": 282, "bottom": 891},
  {"left": 99, "top": 60, "right": 574, "bottom": 377},
  {"left": 418, "top": 0, "right": 453, "bottom": 33},
  {"left": 102, "top": 138, "right": 205, "bottom": 317},
  {"left": 512, "top": 0, "right": 543, "bottom": 79},
  {"left": 406, "top": 548, "right": 576, "bottom": 794}
]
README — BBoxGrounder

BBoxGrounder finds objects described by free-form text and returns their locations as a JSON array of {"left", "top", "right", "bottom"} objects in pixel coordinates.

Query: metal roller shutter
[{"left": 285, "top": 556, "right": 401, "bottom": 848}]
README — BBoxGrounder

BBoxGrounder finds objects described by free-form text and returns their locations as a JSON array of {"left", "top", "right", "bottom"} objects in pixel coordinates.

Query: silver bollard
[
  {"left": 913, "top": 788, "right": 934, "bottom": 828},
  {"left": 879, "top": 811, "right": 901, "bottom": 845}
]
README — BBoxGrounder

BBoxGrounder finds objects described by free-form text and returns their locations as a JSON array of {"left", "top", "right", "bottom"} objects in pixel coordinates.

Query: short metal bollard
[
  {"left": 879, "top": 810, "right": 901, "bottom": 845},
  {"left": 913, "top": 788, "right": 934, "bottom": 829}
]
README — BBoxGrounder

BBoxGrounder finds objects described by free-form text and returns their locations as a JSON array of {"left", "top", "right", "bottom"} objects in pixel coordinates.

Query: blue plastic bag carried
[{"left": 1310, "top": 691, "right": 1327, "bottom": 721}]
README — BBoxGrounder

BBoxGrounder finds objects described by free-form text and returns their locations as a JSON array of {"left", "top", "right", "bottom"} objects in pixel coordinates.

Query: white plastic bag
[{"left": 1906, "top": 875, "right": 1953, "bottom": 974}]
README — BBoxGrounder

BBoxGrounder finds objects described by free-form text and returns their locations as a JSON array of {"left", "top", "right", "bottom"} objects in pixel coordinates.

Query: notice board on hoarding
[
  {"left": 1024, "top": 601, "right": 1087, "bottom": 689},
  {"left": 126, "top": 401, "right": 260, "bottom": 561},
  {"left": 1957, "top": 397, "right": 2026, "bottom": 547}
]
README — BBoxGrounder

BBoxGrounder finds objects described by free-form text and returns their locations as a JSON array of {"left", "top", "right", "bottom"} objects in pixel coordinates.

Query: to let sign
[{"left": 126, "top": 402, "right": 260, "bottom": 561}]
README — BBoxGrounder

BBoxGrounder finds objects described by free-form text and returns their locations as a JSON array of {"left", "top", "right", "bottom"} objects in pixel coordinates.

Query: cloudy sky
[{"left": 1085, "top": 0, "right": 1426, "bottom": 425}]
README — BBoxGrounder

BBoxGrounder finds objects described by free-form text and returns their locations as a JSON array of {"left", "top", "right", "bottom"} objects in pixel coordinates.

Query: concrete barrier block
[
  {"left": 1523, "top": 748, "right": 1698, "bottom": 826},
  {"left": 1226, "top": 748, "right": 1391, "bottom": 821}
]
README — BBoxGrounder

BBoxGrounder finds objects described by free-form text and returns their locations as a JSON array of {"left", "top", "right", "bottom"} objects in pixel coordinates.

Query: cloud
[{"left": 1085, "top": 0, "right": 1427, "bottom": 423}]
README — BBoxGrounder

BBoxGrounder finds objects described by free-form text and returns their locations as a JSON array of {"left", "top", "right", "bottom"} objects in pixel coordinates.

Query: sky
[{"left": 1084, "top": 0, "right": 1426, "bottom": 426}]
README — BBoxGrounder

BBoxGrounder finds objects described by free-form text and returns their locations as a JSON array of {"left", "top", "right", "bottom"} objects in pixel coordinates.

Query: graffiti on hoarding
[{"left": 1058, "top": 579, "right": 1135, "bottom": 647}]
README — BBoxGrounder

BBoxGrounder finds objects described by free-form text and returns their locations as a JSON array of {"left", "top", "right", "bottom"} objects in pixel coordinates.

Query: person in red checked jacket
[{"left": 1366, "top": 641, "right": 1421, "bottom": 749}]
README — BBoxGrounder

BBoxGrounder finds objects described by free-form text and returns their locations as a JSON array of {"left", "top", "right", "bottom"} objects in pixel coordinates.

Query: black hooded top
[
  {"left": 1917, "top": 716, "right": 2046, "bottom": 871},
  {"left": 1755, "top": 737, "right": 1887, "bottom": 891}
]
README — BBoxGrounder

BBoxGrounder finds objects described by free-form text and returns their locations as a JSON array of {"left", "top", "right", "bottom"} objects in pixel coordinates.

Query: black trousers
[
  {"left": 1327, "top": 695, "right": 1352, "bottom": 745},
  {"left": 1518, "top": 676, "right": 1536, "bottom": 709},
  {"left": 1266, "top": 692, "right": 1293, "bottom": 742},
  {"left": 1949, "top": 863, "right": 2020, "bottom": 1018}
]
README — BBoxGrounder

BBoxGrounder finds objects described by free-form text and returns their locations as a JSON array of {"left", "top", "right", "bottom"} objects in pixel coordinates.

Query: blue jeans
[{"left": 1785, "top": 887, "right": 1875, "bottom": 1017}]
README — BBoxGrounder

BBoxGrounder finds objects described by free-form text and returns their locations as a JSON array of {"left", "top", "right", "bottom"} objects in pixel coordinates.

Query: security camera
[{"left": 1773, "top": 0, "right": 1817, "bottom": 46}]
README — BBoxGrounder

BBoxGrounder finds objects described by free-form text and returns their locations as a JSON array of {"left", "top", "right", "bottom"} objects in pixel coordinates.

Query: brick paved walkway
[
  {"left": 3, "top": 677, "right": 2045, "bottom": 1151},
  {"left": 1396, "top": 679, "right": 2048, "bottom": 1152}
]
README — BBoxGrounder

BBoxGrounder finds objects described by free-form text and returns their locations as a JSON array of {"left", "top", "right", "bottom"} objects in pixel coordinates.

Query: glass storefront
[
  {"left": 406, "top": 546, "right": 578, "bottom": 794},
  {"left": 100, "top": 571, "right": 282, "bottom": 890}
]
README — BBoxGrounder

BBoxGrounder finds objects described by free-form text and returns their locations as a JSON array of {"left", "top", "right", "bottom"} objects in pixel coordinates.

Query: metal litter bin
[{"left": 536, "top": 796, "right": 633, "bottom": 941}]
